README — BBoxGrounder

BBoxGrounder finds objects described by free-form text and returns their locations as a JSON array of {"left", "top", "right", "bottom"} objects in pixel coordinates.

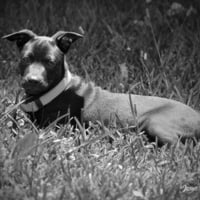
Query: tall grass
[{"left": 1, "top": 0, "right": 200, "bottom": 199}]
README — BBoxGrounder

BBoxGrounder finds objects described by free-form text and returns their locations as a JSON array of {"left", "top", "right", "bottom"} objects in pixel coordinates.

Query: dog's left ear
[
  {"left": 52, "top": 31, "right": 83, "bottom": 53},
  {"left": 2, "top": 29, "right": 36, "bottom": 50}
]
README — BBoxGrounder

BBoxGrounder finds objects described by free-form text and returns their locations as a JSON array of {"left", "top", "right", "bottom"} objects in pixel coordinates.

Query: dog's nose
[
  {"left": 22, "top": 76, "right": 48, "bottom": 95},
  {"left": 22, "top": 76, "right": 44, "bottom": 91},
  {"left": 22, "top": 76, "right": 41, "bottom": 86}
]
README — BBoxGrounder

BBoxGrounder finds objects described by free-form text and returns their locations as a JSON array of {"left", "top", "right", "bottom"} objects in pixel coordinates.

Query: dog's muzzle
[
  {"left": 22, "top": 76, "right": 48, "bottom": 95},
  {"left": 22, "top": 63, "right": 48, "bottom": 95}
]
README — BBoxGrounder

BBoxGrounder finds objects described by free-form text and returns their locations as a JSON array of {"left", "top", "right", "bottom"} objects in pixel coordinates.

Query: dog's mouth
[{"left": 22, "top": 80, "right": 49, "bottom": 96}]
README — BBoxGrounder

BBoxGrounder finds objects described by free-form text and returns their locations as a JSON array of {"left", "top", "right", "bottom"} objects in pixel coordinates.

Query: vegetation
[{"left": 0, "top": 0, "right": 200, "bottom": 199}]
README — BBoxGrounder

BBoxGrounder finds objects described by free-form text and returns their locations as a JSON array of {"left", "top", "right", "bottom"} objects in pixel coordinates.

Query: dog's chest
[{"left": 28, "top": 89, "right": 84, "bottom": 128}]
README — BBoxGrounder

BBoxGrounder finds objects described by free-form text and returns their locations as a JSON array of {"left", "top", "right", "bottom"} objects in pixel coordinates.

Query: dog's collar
[{"left": 20, "top": 71, "right": 72, "bottom": 112}]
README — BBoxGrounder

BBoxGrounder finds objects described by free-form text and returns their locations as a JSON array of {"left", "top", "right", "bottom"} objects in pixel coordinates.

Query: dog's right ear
[
  {"left": 2, "top": 29, "right": 36, "bottom": 50},
  {"left": 52, "top": 31, "right": 83, "bottom": 53}
]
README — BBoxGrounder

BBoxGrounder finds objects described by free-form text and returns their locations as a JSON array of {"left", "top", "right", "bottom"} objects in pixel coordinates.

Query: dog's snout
[
  {"left": 22, "top": 75, "right": 48, "bottom": 95},
  {"left": 22, "top": 75, "right": 43, "bottom": 89},
  {"left": 22, "top": 63, "right": 48, "bottom": 95}
]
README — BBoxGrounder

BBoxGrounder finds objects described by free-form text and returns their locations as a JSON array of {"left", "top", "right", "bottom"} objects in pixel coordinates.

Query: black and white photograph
[{"left": 0, "top": 0, "right": 200, "bottom": 199}]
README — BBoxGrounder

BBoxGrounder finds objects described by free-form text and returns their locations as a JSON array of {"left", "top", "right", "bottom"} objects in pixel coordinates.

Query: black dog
[
  {"left": 3, "top": 29, "right": 200, "bottom": 145},
  {"left": 3, "top": 29, "right": 84, "bottom": 127}
]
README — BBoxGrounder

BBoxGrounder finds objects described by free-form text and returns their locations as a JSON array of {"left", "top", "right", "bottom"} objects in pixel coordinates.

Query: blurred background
[{"left": 1, "top": 0, "right": 200, "bottom": 106}]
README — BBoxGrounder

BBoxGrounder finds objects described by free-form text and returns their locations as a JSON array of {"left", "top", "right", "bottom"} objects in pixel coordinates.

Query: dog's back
[{"left": 75, "top": 79, "right": 200, "bottom": 144}]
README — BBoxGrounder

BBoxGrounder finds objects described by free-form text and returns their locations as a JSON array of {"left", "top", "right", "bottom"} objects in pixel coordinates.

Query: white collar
[{"left": 20, "top": 71, "right": 72, "bottom": 112}]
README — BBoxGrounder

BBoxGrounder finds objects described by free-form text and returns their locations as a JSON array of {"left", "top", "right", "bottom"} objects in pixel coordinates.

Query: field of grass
[{"left": 1, "top": 0, "right": 200, "bottom": 199}]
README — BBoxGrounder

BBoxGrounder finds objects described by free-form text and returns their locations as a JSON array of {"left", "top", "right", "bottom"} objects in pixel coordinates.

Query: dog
[{"left": 3, "top": 29, "right": 200, "bottom": 145}]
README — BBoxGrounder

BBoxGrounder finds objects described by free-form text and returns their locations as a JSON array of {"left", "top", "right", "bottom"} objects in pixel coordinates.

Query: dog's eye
[
  {"left": 45, "top": 59, "right": 55, "bottom": 66},
  {"left": 21, "top": 57, "right": 30, "bottom": 65},
  {"left": 48, "top": 60, "right": 54, "bottom": 65}
]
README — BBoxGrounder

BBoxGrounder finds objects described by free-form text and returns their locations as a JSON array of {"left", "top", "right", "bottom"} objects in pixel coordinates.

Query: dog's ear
[
  {"left": 52, "top": 31, "right": 83, "bottom": 53},
  {"left": 2, "top": 29, "right": 36, "bottom": 50}
]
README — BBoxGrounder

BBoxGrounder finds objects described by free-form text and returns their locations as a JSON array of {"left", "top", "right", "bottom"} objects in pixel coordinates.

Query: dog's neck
[{"left": 20, "top": 61, "right": 74, "bottom": 112}]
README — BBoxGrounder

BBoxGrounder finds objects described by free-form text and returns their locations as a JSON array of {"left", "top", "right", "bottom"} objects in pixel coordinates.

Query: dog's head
[{"left": 3, "top": 29, "right": 83, "bottom": 96}]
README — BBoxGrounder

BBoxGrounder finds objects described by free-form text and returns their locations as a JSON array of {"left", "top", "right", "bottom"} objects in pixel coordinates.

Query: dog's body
[{"left": 3, "top": 29, "right": 200, "bottom": 145}]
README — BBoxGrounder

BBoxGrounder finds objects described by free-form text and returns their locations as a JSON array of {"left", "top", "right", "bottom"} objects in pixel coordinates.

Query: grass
[{"left": 1, "top": 0, "right": 200, "bottom": 199}]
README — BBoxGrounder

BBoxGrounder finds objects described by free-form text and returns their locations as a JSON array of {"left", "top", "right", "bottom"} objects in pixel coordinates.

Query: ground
[{"left": 0, "top": 0, "right": 200, "bottom": 199}]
